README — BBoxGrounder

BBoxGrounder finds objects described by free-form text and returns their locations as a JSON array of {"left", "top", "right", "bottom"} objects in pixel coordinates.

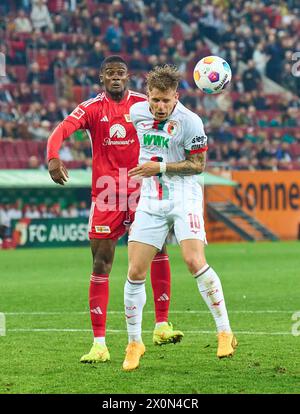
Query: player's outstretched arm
[{"left": 48, "top": 158, "right": 69, "bottom": 186}]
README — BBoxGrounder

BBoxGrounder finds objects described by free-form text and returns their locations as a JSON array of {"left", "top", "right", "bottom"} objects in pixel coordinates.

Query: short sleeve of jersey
[
  {"left": 65, "top": 103, "right": 91, "bottom": 130},
  {"left": 183, "top": 113, "right": 208, "bottom": 154}
]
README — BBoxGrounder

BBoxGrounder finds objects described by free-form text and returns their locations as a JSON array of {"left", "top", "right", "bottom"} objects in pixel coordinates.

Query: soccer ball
[{"left": 193, "top": 56, "right": 232, "bottom": 94}]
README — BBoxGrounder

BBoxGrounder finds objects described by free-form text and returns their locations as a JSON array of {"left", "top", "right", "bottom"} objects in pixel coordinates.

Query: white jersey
[{"left": 130, "top": 100, "right": 208, "bottom": 202}]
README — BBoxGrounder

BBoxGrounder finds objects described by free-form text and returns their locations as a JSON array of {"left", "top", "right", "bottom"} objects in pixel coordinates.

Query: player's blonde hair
[{"left": 146, "top": 65, "right": 181, "bottom": 92}]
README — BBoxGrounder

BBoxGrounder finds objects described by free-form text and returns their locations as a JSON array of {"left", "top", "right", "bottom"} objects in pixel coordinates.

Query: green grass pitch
[{"left": 0, "top": 241, "right": 299, "bottom": 394}]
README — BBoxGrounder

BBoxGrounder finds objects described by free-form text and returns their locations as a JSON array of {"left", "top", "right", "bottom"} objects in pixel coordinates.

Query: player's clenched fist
[{"left": 48, "top": 158, "right": 69, "bottom": 185}]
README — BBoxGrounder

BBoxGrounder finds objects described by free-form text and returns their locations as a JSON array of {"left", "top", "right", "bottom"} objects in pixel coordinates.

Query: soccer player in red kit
[{"left": 47, "top": 56, "right": 183, "bottom": 363}]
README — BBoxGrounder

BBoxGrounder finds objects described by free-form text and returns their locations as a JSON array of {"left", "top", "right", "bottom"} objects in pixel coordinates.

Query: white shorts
[{"left": 128, "top": 198, "right": 207, "bottom": 250}]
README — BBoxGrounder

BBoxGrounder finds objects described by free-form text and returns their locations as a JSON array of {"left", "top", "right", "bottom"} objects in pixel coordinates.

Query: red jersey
[{"left": 47, "top": 90, "right": 146, "bottom": 198}]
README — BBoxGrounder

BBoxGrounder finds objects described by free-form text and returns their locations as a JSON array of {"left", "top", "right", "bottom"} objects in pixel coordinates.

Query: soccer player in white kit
[{"left": 122, "top": 65, "right": 237, "bottom": 371}]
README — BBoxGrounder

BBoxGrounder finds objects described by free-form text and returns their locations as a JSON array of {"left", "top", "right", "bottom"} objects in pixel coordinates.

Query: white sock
[
  {"left": 195, "top": 265, "right": 231, "bottom": 333},
  {"left": 94, "top": 337, "right": 106, "bottom": 345},
  {"left": 124, "top": 278, "right": 146, "bottom": 343}
]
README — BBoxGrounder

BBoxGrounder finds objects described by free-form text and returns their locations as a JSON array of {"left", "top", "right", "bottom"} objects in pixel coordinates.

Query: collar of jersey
[{"left": 104, "top": 90, "right": 129, "bottom": 104}]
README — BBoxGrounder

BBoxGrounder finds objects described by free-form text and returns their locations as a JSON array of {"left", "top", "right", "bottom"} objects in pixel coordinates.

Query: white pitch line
[
  {"left": 7, "top": 328, "right": 292, "bottom": 335},
  {"left": 3, "top": 310, "right": 295, "bottom": 316}
]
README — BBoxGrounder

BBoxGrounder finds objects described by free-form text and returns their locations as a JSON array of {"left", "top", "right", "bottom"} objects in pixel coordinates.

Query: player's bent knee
[
  {"left": 184, "top": 256, "right": 206, "bottom": 274},
  {"left": 93, "top": 257, "right": 113, "bottom": 275},
  {"left": 128, "top": 264, "right": 147, "bottom": 280}
]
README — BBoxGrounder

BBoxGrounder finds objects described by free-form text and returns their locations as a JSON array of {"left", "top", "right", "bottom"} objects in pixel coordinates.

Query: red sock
[
  {"left": 89, "top": 273, "right": 109, "bottom": 337},
  {"left": 150, "top": 253, "right": 171, "bottom": 323}
]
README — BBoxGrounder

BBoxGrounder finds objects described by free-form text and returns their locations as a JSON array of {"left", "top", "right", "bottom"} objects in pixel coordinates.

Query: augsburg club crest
[{"left": 163, "top": 120, "right": 179, "bottom": 136}]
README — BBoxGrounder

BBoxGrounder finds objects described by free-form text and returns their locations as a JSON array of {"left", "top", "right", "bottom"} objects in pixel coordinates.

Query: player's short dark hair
[
  {"left": 146, "top": 65, "right": 181, "bottom": 92},
  {"left": 100, "top": 55, "right": 128, "bottom": 72}
]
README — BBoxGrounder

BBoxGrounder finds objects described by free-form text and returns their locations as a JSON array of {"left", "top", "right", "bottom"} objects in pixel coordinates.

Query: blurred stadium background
[{"left": 0, "top": 0, "right": 300, "bottom": 395}]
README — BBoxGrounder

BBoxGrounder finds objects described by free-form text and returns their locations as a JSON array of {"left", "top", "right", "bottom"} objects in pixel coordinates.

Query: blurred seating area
[{"left": 0, "top": 0, "right": 299, "bottom": 170}]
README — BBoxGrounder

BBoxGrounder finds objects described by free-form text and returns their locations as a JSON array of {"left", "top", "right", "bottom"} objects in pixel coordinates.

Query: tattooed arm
[
  {"left": 165, "top": 151, "right": 206, "bottom": 175},
  {"left": 128, "top": 152, "right": 206, "bottom": 178}
]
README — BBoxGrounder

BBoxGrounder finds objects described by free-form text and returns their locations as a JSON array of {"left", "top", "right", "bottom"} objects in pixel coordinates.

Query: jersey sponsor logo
[
  {"left": 70, "top": 106, "right": 85, "bottom": 120},
  {"left": 100, "top": 116, "right": 108, "bottom": 122},
  {"left": 143, "top": 134, "right": 169, "bottom": 149},
  {"left": 164, "top": 120, "right": 179, "bottom": 136},
  {"left": 109, "top": 124, "right": 127, "bottom": 138},
  {"left": 191, "top": 135, "right": 207, "bottom": 150},
  {"left": 192, "top": 135, "right": 207, "bottom": 145},
  {"left": 124, "top": 114, "right": 131, "bottom": 122},
  {"left": 95, "top": 225, "right": 111, "bottom": 233},
  {"left": 103, "top": 138, "right": 135, "bottom": 146}
]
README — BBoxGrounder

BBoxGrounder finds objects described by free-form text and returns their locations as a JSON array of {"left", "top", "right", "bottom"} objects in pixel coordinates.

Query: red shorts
[{"left": 88, "top": 197, "right": 136, "bottom": 240}]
